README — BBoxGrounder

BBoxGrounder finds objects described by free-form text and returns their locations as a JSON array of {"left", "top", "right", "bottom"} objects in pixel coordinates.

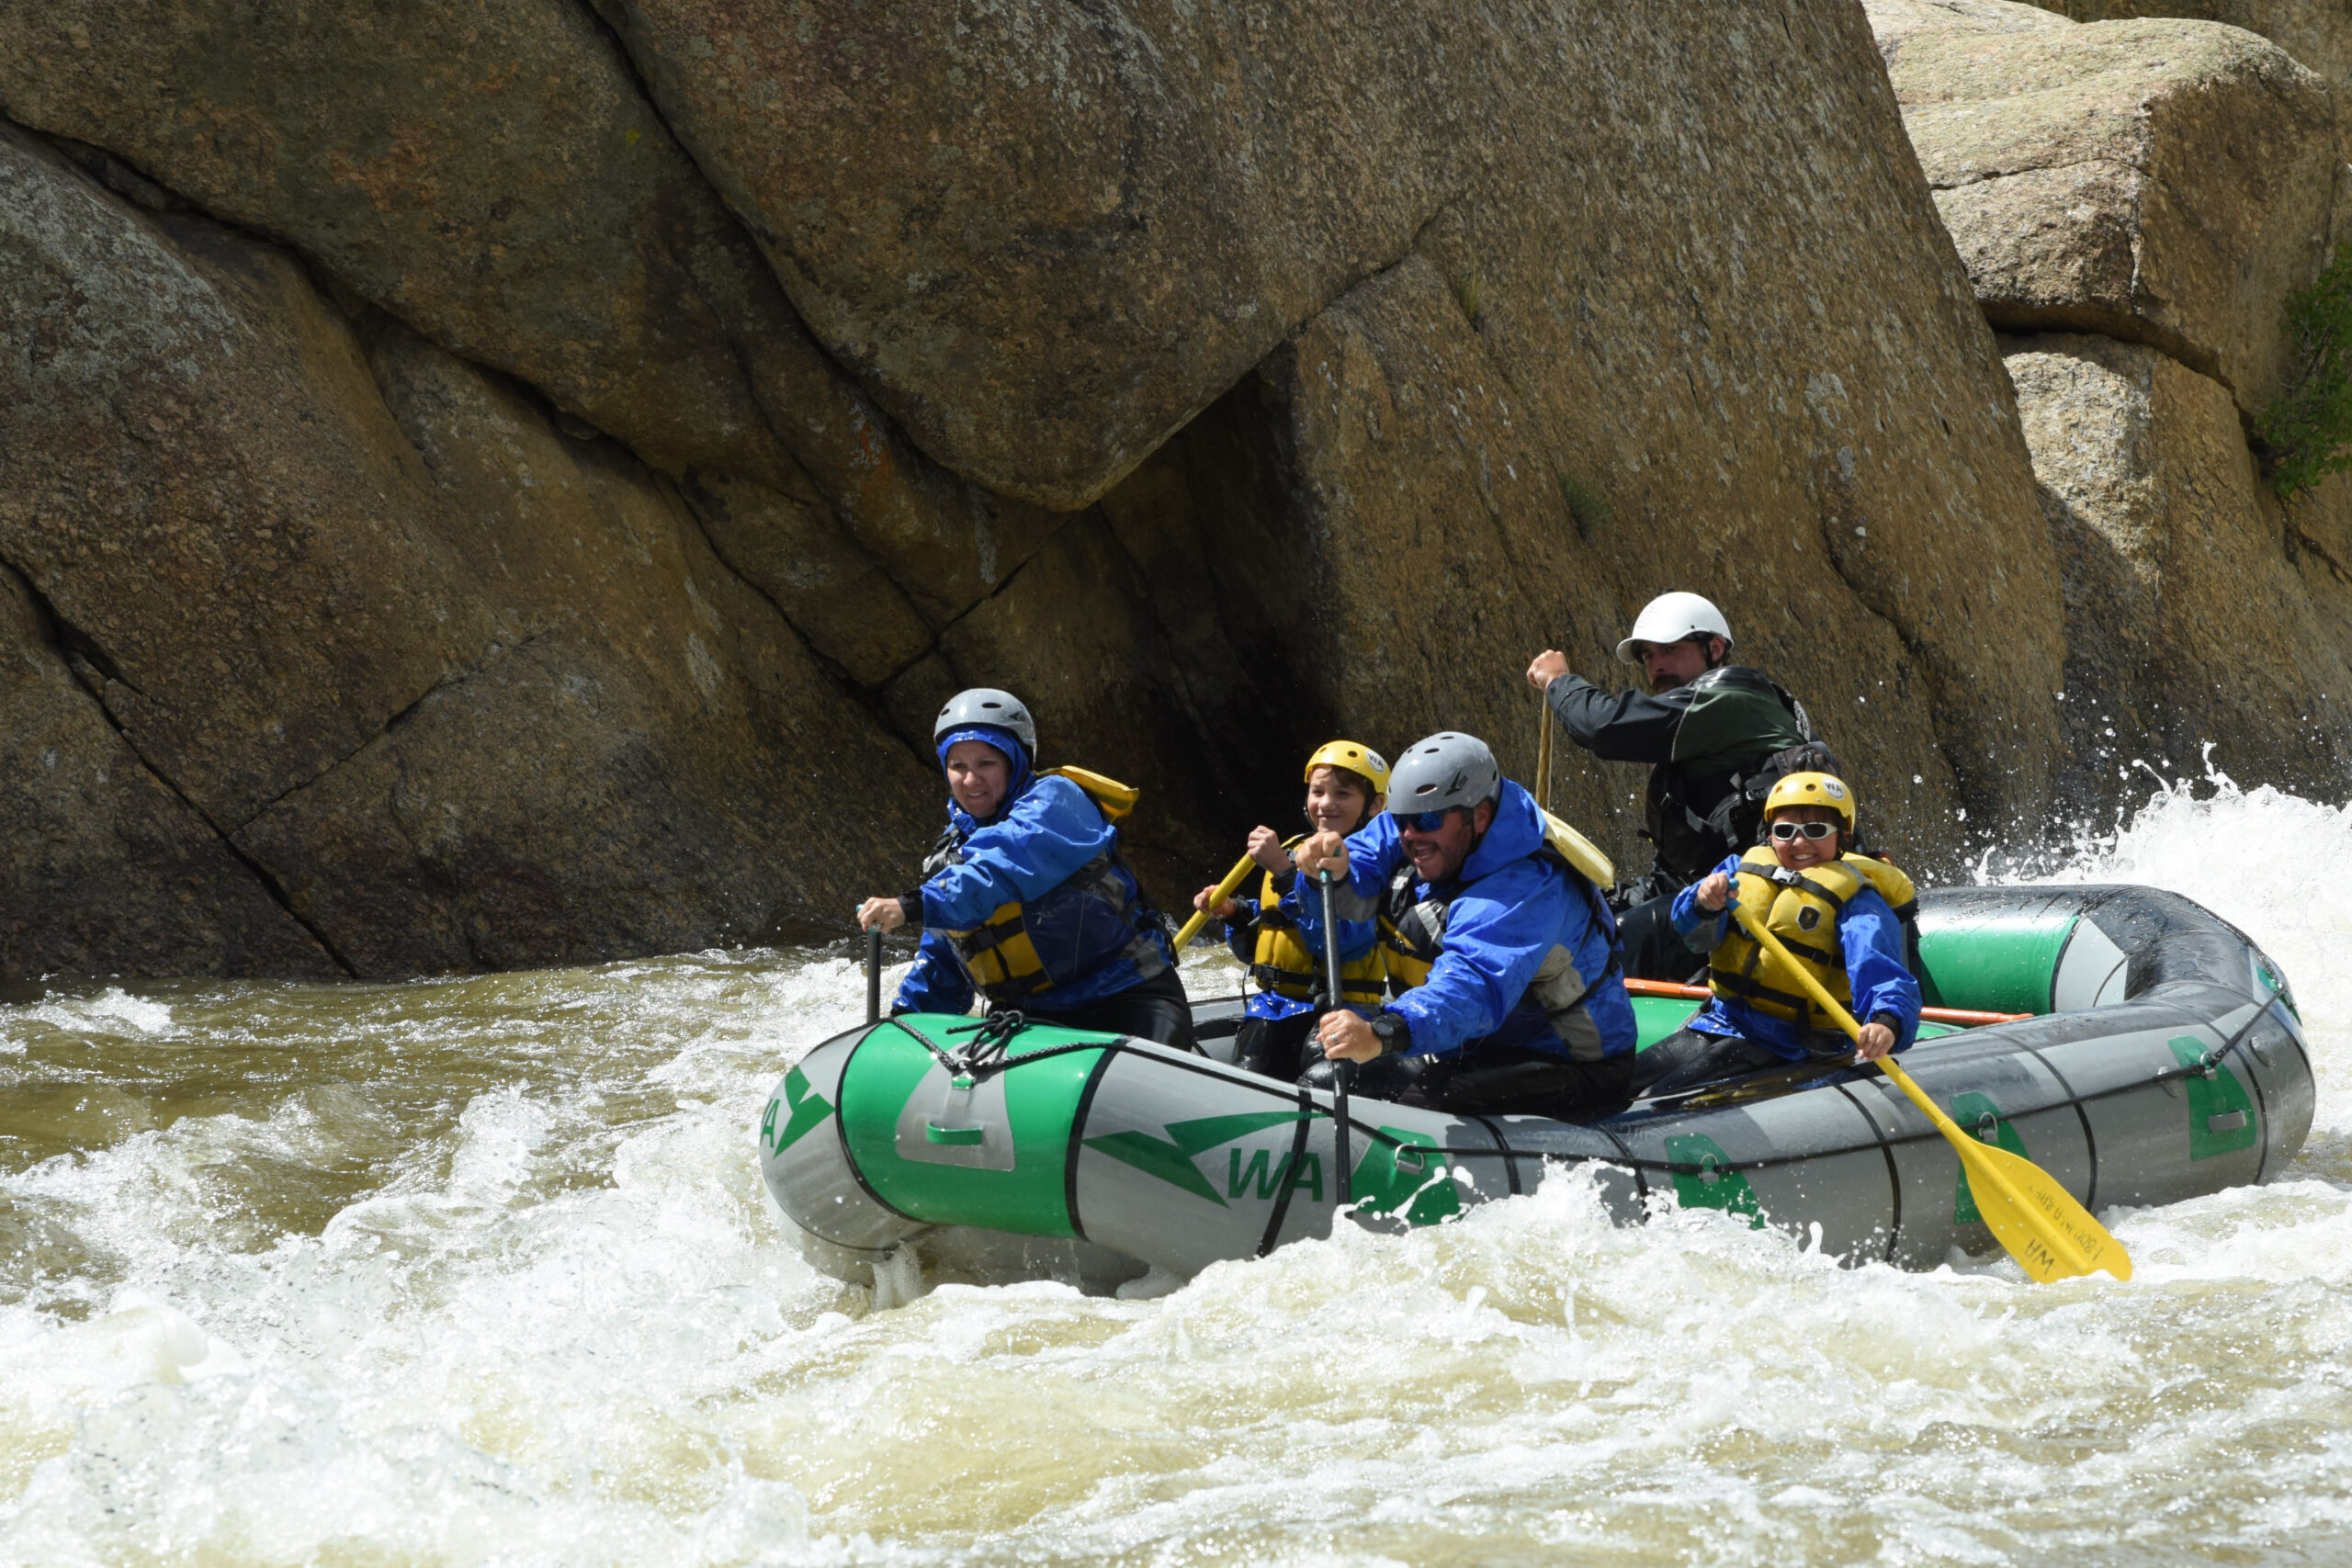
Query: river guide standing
[{"left": 1526, "top": 592, "right": 1833, "bottom": 983}]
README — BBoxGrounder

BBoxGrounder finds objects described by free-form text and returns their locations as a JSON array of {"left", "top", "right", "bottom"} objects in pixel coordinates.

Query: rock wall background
[{"left": 0, "top": 0, "right": 2346, "bottom": 980}]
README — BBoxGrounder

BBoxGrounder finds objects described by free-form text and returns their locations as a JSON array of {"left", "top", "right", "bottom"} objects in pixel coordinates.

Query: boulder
[
  {"left": 1867, "top": 0, "right": 2340, "bottom": 412},
  {"left": 2006, "top": 333, "right": 2352, "bottom": 798},
  {"left": 589, "top": 0, "right": 1465, "bottom": 510},
  {"left": 6, "top": 0, "right": 2251, "bottom": 976},
  {"left": 0, "top": 123, "right": 492, "bottom": 835},
  {"left": 0, "top": 567, "right": 338, "bottom": 980},
  {"left": 0, "top": 124, "right": 936, "bottom": 978},
  {"left": 677, "top": 468, "right": 933, "bottom": 687},
  {"left": 1097, "top": 3, "right": 2069, "bottom": 870},
  {"left": 2030, "top": 1, "right": 2352, "bottom": 97},
  {"left": 0, "top": 0, "right": 1060, "bottom": 651}
]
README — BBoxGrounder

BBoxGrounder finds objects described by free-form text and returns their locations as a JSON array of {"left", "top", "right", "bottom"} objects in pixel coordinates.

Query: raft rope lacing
[{"left": 874, "top": 993, "right": 2284, "bottom": 1179}]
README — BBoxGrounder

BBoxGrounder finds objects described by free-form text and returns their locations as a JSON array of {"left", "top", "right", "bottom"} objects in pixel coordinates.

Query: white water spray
[{"left": 0, "top": 776, "right": 2347, "bottom": 1565}]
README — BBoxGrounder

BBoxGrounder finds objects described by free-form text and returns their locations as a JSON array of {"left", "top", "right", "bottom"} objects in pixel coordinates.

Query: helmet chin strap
[{"left": 1463, "top": 796, "right": 1498, "bottom": 862}]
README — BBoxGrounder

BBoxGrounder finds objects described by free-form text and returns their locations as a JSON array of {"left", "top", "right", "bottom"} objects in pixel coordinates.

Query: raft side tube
[
  {"left": 758, "top": 884, "right": 2314, "bottom": 1288},
  {"left": 1070, "top": 1043, "right": 1487, "bottom": 1274},
  {"left": 758, "top": 1025, "right": 921, "bottom": 1284}
]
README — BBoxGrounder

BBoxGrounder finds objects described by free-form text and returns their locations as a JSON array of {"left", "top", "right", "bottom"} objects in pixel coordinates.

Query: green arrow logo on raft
[
  {"left": 761, "top": 1066, "right": 834, "bottom": 1156},
  {"left": 1082, "top": 1111, "right": 1306, "bottom": 1206}
]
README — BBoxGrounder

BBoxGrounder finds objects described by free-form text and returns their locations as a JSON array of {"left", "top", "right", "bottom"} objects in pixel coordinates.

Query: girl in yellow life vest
[
  {"left": 1190, "top": 741, "right": 1389, "bottom": 1079},
  {"left": 1639, "top": 772, "right": 1922, "bottom": 1095}
]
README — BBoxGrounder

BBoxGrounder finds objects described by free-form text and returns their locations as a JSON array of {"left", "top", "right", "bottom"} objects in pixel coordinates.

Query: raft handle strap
[{"left": 883, "top": 1011, "right": 1146, "bottom": 1087}]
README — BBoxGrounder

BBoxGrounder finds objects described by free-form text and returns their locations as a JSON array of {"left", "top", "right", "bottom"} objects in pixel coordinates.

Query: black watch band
[{"left": 1369, "top": 1012, "right": 1411, "bottom": 1057}]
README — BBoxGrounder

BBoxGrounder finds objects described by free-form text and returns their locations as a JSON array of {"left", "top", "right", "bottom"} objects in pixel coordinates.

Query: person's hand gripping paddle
[
  {"left": 1319, "top": 868, "right": 1352, "bottom": 1207},
  {"left": 1729, "top": 902, "right": 2132, "bottom": 1283},
  {"left": 1173, "top": 854, "right": 1258, "bottom": 951}
]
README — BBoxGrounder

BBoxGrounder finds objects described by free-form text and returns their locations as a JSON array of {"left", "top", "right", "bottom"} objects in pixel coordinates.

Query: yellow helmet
[
  {"left": 1304, "top": 739, "right": 1391, "bottom": 795},
  {"left": 1762, "top": 771, "right": 1854, "bottom": 832}
]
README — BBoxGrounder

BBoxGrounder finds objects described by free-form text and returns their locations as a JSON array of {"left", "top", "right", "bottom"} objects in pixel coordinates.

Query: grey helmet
[
  {"left": 1388, "top": 732, "right": 1502, "bottom": 815},
  {"left": 934, "top": 687, "right": 1036, "bottom": 755}
]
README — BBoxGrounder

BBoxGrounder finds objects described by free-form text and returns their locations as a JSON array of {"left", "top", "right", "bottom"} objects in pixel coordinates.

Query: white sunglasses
[{"left": 1767, "top": 820, "right": 1838, "bottom": 843}]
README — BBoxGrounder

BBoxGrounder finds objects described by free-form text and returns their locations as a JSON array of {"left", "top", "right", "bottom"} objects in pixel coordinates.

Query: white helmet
[
  {"left": 934, "top": 687, "right": 1036, "bottom": 754},
  {"left": 1615, "top": 592, "right": 1734, "bottom": 665}
]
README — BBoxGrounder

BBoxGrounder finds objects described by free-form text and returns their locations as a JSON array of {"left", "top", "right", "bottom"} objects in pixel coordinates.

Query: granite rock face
[
  {"left": 589, "top": 0, "right": 1467, "bottom": 510},
  {"left": 0, "top": 125, "right": 933, "bottom": 979},
  {"left": 0, "top": 0, "right": 1064, "bottom": 657},
  {"left": 1872, "top": 0, "right": 2338, "bottom": 412},
  {"left": 1102, "top": 6, "right": 2066, "bottom": 869},
  {"left": 2007, "top": 334, "right": 2352, "bottom": 798},
  {"left": 1869, "top": 0, "right": 2352, "bottom": 817},
  {"left": 6, "top": 0, "right": 2347, "bottom": 977},
  {"left": 2030, "top": 0, "right": 2352, "bottom": 97},
  {"left": 0, "top": 566, "right": 337, "bottom": 980}
]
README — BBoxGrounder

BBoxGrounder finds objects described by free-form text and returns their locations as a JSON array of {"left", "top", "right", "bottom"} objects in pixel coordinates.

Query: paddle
[
  {"left": 1623, "top": 976, "right": 2029, "bottom": 1029},
  {"left": 1728, "top": 901, "right": 2132, "bottom": 1283},
  {"left": 1318, "top": 868, "right": 1352, "bottom": 1205},
  {"left": 1172, "top": 853, "right": 1258, "bottom": 951},
  {"left": 865, "top": 926, "right": 883, "bottom": 1024},
  {"left": 1534, "top": 688, "right": 1555, "bottom": 815}
]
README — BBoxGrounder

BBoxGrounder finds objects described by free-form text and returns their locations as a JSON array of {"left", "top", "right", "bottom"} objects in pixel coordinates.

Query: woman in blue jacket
[{"left": 856, "top": 688, "right": 1194, "bottom": 1051}]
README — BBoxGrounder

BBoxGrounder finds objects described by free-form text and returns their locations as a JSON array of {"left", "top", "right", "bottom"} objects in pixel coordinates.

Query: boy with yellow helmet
[
  {"left": 1642, "top": 772, "right": 1921, "bottom": 1093},
  {"left": 1192, "top": 740, "right": 1390, "bottom": 1079}
]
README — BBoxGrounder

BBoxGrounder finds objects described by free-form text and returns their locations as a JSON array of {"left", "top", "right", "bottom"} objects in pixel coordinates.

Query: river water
[{"left": 5, "top": 776, "right": 2352, "bottom": 1566}]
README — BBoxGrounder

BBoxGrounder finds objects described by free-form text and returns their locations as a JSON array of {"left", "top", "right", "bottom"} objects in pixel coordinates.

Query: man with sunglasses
[
  {"left": 1636, "top": 772, "right": 1920, "bottom": 1094},
  {"left": 1283, "top": 732, "right": 1639, "bottom": 1122},
  {"left": 1523, "top": 592, "right": 1828, "bottom": 983}
]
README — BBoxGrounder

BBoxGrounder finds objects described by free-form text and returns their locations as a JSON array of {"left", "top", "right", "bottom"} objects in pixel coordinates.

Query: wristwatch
[{"left": 1368, "top": 1012, "right": 1411, "bottom": 1057}]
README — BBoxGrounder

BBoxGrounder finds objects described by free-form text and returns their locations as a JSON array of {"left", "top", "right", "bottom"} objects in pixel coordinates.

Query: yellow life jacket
[
  {"left": 929, "top": 767, "right": 1166, "bottom": 1003},
  {"left": 1375, "top": 810, "right": 1617, "bottom": 997},
  {"left": 1707, "top": 848, "right": 1917, "bottom": 1029},
  {"left": 1038, "top": 765, "right": 1137, "bottom": 821},
  {"left": 1539, "top": 807, "right": 1613, "bottom": 889},
  {"left": 1248, "top": 835, "right": 1386, "bottom": 1006}
]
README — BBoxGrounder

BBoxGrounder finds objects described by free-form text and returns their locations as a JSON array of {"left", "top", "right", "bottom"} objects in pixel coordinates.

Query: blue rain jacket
[
  {"left": 892, "top": 739, "right": 1171, "bottom": 1016},
  {"left": 1221, "top": 868, "right": 1381, "bottom": 1022},
  {"left": 1321, "top": 780, "right": 1637, "bottom": 1061},
  {"left": 1668, "top": 852, "right": 1922, "bottom": 1059}
]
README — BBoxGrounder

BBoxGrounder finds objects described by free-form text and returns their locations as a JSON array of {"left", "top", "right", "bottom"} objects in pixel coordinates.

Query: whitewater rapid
[{"left": 5, "top": 775, "right": 2352, "bottom": 1565}]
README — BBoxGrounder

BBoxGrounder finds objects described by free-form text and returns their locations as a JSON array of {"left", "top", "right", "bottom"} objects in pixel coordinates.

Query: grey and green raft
[{"left": 760, "top": 886, "right": 2313, "bottom": 1290}]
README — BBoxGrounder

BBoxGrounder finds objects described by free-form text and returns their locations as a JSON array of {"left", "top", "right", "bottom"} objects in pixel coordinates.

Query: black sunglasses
[
  {"left": 1767, "top": 820, "right": 1838, "bottom": 842},
  {"left": 1393, "top": 807, "right": 1458, "bottom": 832}
]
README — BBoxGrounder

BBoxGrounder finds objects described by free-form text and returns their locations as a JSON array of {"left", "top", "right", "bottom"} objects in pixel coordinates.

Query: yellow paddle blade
[{"left": 1951, "top": 1134, "right": 2132, "bottom": 1283}]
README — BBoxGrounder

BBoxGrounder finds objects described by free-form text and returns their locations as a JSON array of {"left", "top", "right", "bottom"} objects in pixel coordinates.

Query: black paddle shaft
[
  {"left": 865, "top": 926, "right": 884, "bottom": 1024},
  {"left": 1319, "top": 869, "right": 1352, "bottom": 1206}
]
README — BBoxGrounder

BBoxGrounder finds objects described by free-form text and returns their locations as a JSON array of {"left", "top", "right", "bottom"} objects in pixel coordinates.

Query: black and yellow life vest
[
  {"left": 1248, "top": 836, "right": 1386, "bottom": 1007},
  {"left": 1643, "top": 667, "right": 1825, "bottom": 894},
  {"left": 927, "top": 767, "right": 1168, "bottom": 1005},
  {"left": 1707, "top": 847, "right": 1917, "bottom": 1029}
]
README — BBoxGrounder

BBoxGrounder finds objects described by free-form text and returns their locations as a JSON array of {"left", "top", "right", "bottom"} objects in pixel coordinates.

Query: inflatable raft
[{"left": 760, "top": 885, "right": 2313, "bottom": 1288}]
